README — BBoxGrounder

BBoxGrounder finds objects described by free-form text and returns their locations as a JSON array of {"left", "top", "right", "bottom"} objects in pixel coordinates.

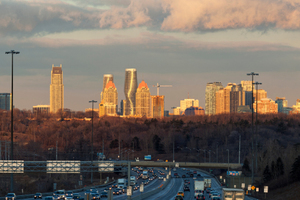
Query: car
[
  {"left": 53, "top": 190, "right": 65, "bottom": 200},
  {"left": 113, "top": 189, "right": 120, "bottom": 195},
  {"left": 182, "top": 168, "right": 186, "bottom": 170},
  {"left": 89, "top": 188, "right": 98, "bottom": 193},
  {"left": 6, "top": 193, "right": 16, "bottom": 200},
  {"left": 177, "top": 191, "right": 184, "bottom": 197},
  {"left": 183, "top": 186, "right": 190, "bottom": 191},
  {"left": 193, "top": 170, "right": 197, "bottom": 174},
  {"left": 158, "top": 176, "right": 164, "bottom": 180},
  {"left": 72, "top": 194, "right": 80, "bottom": 200},
  {"left": 182, "top": 175, "right": 186, "bottom": 178},
  {"left": 122, "top": 186, "right": 127, "bottom": 193},
  {"left": 173, "top": 168, "right": 177, "bottom": 171},
  {"left": 190, "top": 173, "right": 193, "bottom": 177},
  {"left": 197, "top": 174, "right": 201, "bottom": 177},
  {"left": 212, "top": 197, "right": 221, "bottom": 200},
  {"left": 44, "top": 197, "right": 54, "bottom": 200},
  {"left": 90, "top": 193, "right": 100, "bottom": 200},
  {"left": 34, "top": 193, "right": 42, "bottom": 199},
  {"left": 211, "top": 193, "right": 221, "bottom": 199},
  {"left": 100, "top": 192, "right": 108, "bottom": 198},
  {"left": 196, "top": 193, "right": 205, "bottom": 200},
  {"left": 184, "top": 180, "right": 190, "bottom": 184},
  {"left": 65, "top": 191, "right": 73, "bottom": 199},
  {"left": 175, "top": 195, "right": 183, "bottom": 200},
  {"left": 206, "top": 188, "right": 211, "bottom": 193}
]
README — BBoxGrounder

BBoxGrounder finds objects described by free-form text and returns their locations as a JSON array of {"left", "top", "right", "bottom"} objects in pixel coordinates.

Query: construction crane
[{"left": 153, "top": 83, "right": 172, "bottom": 96}]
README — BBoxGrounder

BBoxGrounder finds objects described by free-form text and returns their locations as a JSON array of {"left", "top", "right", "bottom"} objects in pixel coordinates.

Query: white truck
[
  {"left": 194, "top": 180, "right": 205, "bottom": 198},
  {"left": 142, "top": 170, "right": 149, "bottom": 179},
  {"left": 117, "top": 178, "right": 127, "bottom": 189},
  {"left": 222, "top": 188, "right": 245, "bottom": 200},
  {"left": 130, "top": 176, "right": 136, "bottom": 186}
]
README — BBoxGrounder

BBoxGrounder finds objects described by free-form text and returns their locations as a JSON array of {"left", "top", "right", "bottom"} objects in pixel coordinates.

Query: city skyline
[{"left": 0, "top": 0, "right": 300, "bottom": 111}]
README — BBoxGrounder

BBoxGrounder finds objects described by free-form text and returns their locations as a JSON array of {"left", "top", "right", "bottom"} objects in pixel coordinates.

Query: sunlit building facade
[
  {"left": 101, "top": 74, "right": 113, "bottom": 101},
  {"left": 184, "top": 107, "right": 205, "bottom": 116},
  {"left": 292, "top": 99, "right": 300, "bottom": 114},
  {"left": 135, "top": 80, "right": 151, "bottom": 118},
  {"left": 151, "top": 95, "right": 164, "bottom": 119},
  {"left": 275, "top": 97, "right": 288, "bottom": 113},
  {"left": 180, "top": 98, "right": 199, "bottom": 113},
  {"left": 33, "top": 105, "right": 50, "bottom": 114},
  {"left": 124, "top": 68, "right": 137, "bottom": 116},
  {"left": 205, "top": 82, "right": 223, "bottom": 115},
  {"left": 99, "top": 80, "right": 118, "bottom": 116},
  {"left": 50, "top": 64, "right": 64, "bottom": 113},
  {"left": 0, "top": 93, "right": 11, "bottom": 110},
  {"left": 253, "top": 98, "right": 278, "bottom": 114}
]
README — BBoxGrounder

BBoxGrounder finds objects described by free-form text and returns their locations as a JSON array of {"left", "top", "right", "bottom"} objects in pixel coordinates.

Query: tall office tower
[
  {"left": 100, "top": 80, "right": 118, "bottom": 116},
  {"left": 124, "top": 68, "right": 137, "bottom": 116},
  {"left": 253, "top": 89, "right": 267, "bottom": 102},
  {"left": 135, "top": 80, "right": 151, "bottom": 118},
  {"left": 151, "top": 95, "right": 164, "bottom": 119},
  {"left": 292, "top": 99, "right": 300, "bottom": 113},
  {"left": 241, "top": 80, "right": 253, "bottom": 91},
  {"left": 0, "top": 93, "right": 11, "bottom": 110},
  {"left": 241, "top": 80, "right": 253, "bottom": 108},
  {"left": 50, "top": 64, "right": 64, "bottom": 113},
  {"left": 180, "top": 98, "right": 199, "bottom": 113},
  {"left": 253, "top": 98, "right": 278, "bottom": 114},
  {"left": 101, "top": 74, "right": 113, "bottom": 101},
  {"left": 216, "top": 83, "right": 243, "bottom": 114},
  {"left": 205, "top": 82, "right": 223, "bottom": 115},
  {"left": 275, "top": 97, "right": 288, "bottom": 113}
]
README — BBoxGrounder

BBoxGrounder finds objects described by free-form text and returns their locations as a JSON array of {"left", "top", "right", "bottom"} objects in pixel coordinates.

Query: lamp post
[
  {"left": 226, "top": 149, "right": 229, "bottom": 172},
  {"left": 89, "top": 100, "right": 97, "bottom": 183},
  {"left": 254, "top": 82, "right": 262, "bottom": 173},
  {"left": 5, "top": 50, "right": 20, "bottom": 192},
  {"left": 247, "top": 72, "right": 259, "bottom": 185}
]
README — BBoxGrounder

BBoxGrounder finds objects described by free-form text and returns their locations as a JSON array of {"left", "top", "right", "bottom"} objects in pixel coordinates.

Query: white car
[{"left": 158, "top": 176, "right": 164, "bottom": 180}]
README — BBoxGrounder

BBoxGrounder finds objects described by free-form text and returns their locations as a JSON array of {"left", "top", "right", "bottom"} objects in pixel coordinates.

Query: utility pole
[
  {"left": 5, "top": 50, "right": 20, "bottom": 193},
  {"left": 254, "top": 82, "right": 262, "bottom": 173},
  {"left": 89, "top": 100, "right": 97, "bottom": 183},
  {"left": 247, "top": 72, "right": 259, "bottom": 185},
  {"left": 239, "top": 135, "right": 241, "bottom": 164}
]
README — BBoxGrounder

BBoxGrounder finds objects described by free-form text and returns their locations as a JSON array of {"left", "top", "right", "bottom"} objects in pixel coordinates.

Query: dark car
[
  {"left": 182, "top": 174, "right": 186, "bottom": 178},
  {"left": 6, "top": 193, "right": 16, "bottom": 200},
  {"left": 34, "top": 193, "right": 42, "bottom": 199},
  {"left": 174, "top": 195, "right": 183, "bottom": 200},
  {"left": 196, "top": 193, "right": 205, "bottom": 200},
  {"left": 90, "top": 193, "right": 100, "bottom": 200},
  {"left": 72, "top": 194, "right": 80, "bottom": 200},
  {"left": 197, "top": 174, "right": 201, "bottom": 177},
  {"left": 183, "top": 186, "right": 190, "bottom": 191},
  {"left": 190, "top": 173, "right": 193, "bottom": 177},
  {"left": 113, "top": 189, "right": 120, "bottom": 195},
  {"left": 100, "top": 192, "right": 108, "bottom": 198}
]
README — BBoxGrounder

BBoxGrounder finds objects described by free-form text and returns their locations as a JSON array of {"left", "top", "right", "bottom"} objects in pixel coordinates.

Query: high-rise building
[
  {"left": 253, "top": 98, "right": 278, "bottom": 114},
  {"left": 241, "top": 80, "right": 253, "bottom": 108},
  {"left": 254, "top": 89, "right": 267, "bottom": 102},
  {"left": 124, "top": 68, "right": 137, "bottom": 116},
  {"left": 184, "top": 107, "right": 205, "bottom": 116},
  {"left": 101, "top": 74, "right": 113, "bottom": 101},
  {"left": 172, "top": 107, "right": 181, "bottom": 115},
  {"left": 50, "top": 64, "right": 64, "bottom": 113},
  {"left": 216, "top": 83, "right": 243, "bottom": 114},
  {"left": 0, "top": 93, "right": 11, "bottom": 110},
  {"left": 292, "top": 99, "right": 300, "bottom": 114},
  {"left": 205, "top": 82, "right": 223, "bottom": 115},
  {"left": 180, "top": 98, "right": 199, "bottom": 113},
  {"left": 151, "top": 95, "right": 164, "bottom": 119},
  {"left": 241, "top": 80, "right": 253, "bottom": 91},
  {"left": 99, "top": 80, "right": 118, "bottom": 116},
  {"left": 275, "top": 97, "right": 288, "bottom": 113},
  {"left": 136, "top": 80, "right": 151, "bottom": 118}
]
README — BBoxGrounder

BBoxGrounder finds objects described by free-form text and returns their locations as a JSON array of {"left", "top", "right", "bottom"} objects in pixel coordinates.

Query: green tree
[
  {"left": 290, "top": 155, "right": 300, "bottom": 182},
  {"left": 263, "top": 165, "right": 272, "bottom": 182}
]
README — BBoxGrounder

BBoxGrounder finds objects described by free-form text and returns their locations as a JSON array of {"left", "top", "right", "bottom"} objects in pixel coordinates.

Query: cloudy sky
[{"left": 0, "top": 0, "right": 300, "bottom": 112}]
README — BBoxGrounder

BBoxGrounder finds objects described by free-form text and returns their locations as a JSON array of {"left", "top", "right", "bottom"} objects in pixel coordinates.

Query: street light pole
[
  {"left": 89, "top": 100, "right": 97, "bottom": 183},
  {"left": 254, "top": 82, "right": 262, "bottom": 173},
  {"left": 226, "top": 149, "right": 229, "bottom": 172},
  {"left": 5, "top": 50, "right": 20, "bottom": 192},
  {"left": 247, "top": 72, "right": 259, "bottom": 185}
]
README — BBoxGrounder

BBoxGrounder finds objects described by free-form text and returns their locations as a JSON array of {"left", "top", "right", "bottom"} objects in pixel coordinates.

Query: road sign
[
  {"left": 251, "top": 186, "right": 255, "bottom": 190},
  {"left": 248, "top": 185, "right": 251, "bottom": 190},
  {"left": 140, "top": 183, "right": 144, "bottom": 192},
  {"left": 127, "top": 186, "right": 132, "bottom": 196},
  {"left": 220, "top": 176, "right": 222, "bottom": 179},
  {"left": 234, "top": 185, "right": 236, "bottom": 188},
  {"left": 167, "top": 175, "right": 169, "bottom": 179},
  {"left": 175, "top": 163, "right": 179, "bottom": 168},
  {"left": 264, "top": 186, "right": 268, "bottom": 193},
  {"left": 256, "top": 188, "right": 259, "bottom": 192},
  {"left": 241, "top": 183, "right": 245, "bottom": 189}
]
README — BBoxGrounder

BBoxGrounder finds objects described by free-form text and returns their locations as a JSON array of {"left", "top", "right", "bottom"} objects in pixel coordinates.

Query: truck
[
  {"left": 222, "top": 188, "right": 245, "bottom": 200},
  {"left": 194, "top": 180, "right": 205, "bottom": 198},
  {"left": 142, "top": 170, "right": 149, "bottom": 179},
  {"left": 204, "top": 178, "right": 211, "bottom": 188},
  {"left": 130, "top": 176, "right": 136, "bottom": 186},
  {"left": 117, "top": 178, "right": 127, "bottom": 189}
]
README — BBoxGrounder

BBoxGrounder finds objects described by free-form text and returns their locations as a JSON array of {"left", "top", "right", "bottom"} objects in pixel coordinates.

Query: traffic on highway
[{"left": 3, "top": 167, "right": 254, "bottom": 200}]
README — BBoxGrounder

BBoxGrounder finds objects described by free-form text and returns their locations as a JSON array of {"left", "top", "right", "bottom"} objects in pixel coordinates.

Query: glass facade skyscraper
[
  {"left": 0, "top": 93, "right": 11, "bottom": 110},
  {"left": 205, "top": 82, "right": 223, "bottom": 115},
  {"left": 101, "top": 74, "right": 113, "bottom": 101},
  {"left": 124, "top": 68, "right": 137, "bottom": 116}
]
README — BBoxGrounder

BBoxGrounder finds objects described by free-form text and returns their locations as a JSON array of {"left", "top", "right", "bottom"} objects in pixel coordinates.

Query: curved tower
[{"left": 124, "top": 68, "right": 137, "bottom": 116}]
